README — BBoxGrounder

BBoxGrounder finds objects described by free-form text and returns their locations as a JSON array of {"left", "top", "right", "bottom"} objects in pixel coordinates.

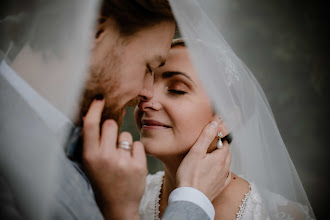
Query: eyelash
[{"left": 168, "top": 89, "right": 187, "bottom": 95}]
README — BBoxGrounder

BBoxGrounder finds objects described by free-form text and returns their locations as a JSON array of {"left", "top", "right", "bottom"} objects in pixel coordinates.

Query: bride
[{"left": 135, "top": 39, "right": 314, "bottom": 220}]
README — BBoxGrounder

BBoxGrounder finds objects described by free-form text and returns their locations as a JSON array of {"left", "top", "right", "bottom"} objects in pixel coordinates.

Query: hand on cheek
[{"left": 177, "top": 118, "right": 232, "bottom": 201}]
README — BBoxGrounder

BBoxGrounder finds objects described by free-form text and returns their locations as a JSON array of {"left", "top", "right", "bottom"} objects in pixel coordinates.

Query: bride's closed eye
[
  {"left": 168, "top": 89, "right": 187, "bottom": 95},
  {"left": 166, "top": 82, "right": 189, "bottom": 95}
]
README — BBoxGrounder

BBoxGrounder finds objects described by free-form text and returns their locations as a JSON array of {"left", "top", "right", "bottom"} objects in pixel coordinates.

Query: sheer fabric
[
  {"left": 168, "top": 0, "right": 315, "bottom": 219},
  {"left": 0, "top": 1, "right": 100, "bottom": 219}
]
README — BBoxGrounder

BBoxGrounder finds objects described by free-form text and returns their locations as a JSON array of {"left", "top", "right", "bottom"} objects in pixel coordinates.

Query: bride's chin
[{"left": 144, "top": 146, "right": 170, "bottom": 158}]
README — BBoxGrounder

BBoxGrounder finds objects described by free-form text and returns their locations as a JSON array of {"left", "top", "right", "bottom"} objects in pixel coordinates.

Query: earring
[{"left": 217, "top": 131, "right": 223, "bottom": 149}]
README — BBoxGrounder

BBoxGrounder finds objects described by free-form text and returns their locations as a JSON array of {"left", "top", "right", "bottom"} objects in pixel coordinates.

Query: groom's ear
[
  {"left": 95, "top": 28, "right": 104, "bottom": 39},
  {"left": 94, "top": 17, "right": 107, "bottom": 40}
]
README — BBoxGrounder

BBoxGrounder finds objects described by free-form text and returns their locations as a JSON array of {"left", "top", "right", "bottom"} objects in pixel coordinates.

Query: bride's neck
[
  {"left": 160, "top": 153, "right": 185, "bottom": 188},
  {"left": 158, "top": 154, "right": 185, "bottom": 217}
]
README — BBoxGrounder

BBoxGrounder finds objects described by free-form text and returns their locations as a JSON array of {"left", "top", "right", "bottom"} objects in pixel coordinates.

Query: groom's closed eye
[{"left": 146, "top": 65, "right": 153, "bottom": 75}]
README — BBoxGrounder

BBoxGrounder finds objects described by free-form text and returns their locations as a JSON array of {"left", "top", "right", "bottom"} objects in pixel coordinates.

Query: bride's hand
[
  {"left": 82, "top": 99, "right": 147, "bottom": 220},
  {"left": 176, "top": 117, "right": 231, "bottom": 202}
]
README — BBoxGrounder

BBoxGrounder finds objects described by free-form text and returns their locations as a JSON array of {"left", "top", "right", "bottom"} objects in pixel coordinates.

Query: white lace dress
[{"left": 139, "top": 171, "right": 314, "bottom": 220}]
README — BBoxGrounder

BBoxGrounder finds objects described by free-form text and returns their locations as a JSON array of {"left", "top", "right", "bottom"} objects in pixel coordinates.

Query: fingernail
[
  {"left": 210, "top": 121, "right": 218, "bottom": 128},
  {"left": 94, "top": 94, "right": 104, "bottom": 101}
]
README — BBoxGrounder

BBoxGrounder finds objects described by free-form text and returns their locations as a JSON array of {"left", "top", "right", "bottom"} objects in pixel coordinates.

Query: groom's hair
[
  {"left": 100, "top": 0, "right": 175, "bottom": 37},
  {"left": 1, "top": 0, "right": 174, "bottom": 60}
]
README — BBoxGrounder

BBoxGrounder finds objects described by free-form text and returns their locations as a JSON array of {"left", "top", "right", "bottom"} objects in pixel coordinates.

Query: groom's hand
[
  {"left": 82, "top": 99, "right": 147, "bottom": 220},
  {"left": 176, "top": 117, "right": 231, "bottom": 202}
]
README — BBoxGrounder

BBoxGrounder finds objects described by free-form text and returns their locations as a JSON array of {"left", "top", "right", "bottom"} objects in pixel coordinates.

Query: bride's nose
[{"left": 138, "top": 98, "right": 161, "bottom": 111}]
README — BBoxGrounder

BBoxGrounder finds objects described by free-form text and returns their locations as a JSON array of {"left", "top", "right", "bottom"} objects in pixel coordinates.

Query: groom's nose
[{"left": 138, "top": 73, "right": 154, "bottom": 101}]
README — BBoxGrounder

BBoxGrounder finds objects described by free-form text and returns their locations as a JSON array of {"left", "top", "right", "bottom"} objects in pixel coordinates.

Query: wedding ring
[{"left": 118, "top": 141, "right": 132, "bottom": 151}]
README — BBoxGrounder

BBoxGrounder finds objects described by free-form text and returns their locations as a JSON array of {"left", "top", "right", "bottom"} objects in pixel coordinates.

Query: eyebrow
[{"left": 161, "top": 71, "right": 196, "bottom": 86}]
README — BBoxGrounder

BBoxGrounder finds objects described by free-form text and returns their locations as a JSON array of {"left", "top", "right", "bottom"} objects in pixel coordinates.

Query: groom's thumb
[{"left": 190, "top": 120, "right": 219, "bottom": 156}]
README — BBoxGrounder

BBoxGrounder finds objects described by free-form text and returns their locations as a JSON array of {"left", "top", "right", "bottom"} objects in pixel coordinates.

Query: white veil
[
  {"left": 0, "top": 0, "right": 100, "bottom": 219},
  {"left": 169, "top": 0, "right": 315, "bottom": 219}
]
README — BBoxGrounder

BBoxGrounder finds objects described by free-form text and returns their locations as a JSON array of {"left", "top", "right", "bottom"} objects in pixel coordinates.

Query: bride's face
[{"left": 134, "top": 46, "right": 213, "bottom": 157}]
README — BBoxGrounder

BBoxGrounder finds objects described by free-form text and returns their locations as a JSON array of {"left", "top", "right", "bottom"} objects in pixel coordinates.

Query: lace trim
[
  {"left": 154, "top": 174, "right": 164, "bottom": 220},
  {"left": 235, "top": 184, "right": 252, "bottom": 220}
]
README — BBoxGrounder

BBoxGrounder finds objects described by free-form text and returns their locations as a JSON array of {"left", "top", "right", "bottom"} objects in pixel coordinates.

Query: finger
[
  {"left": 225, "top": 151, "right": 232, "bottom": 168},
  {"left": 83, "top": 99, "right": 105, "bottom": 152},
  {"left": 207, "top": 141, "right": 230, "bottom": 163},
  {"left": 100, "top": 119, "right": 118, "bottom": 153},
  {"left": 223, "top": 151, "right": 232, "bottom": 187},
  {"left": 213, "top": 114, "right": 222, "bottom": 124},
  {"left": 219, "top": 120, "right": 230, "bottom": 137},
  {"left": 224, "top": 151, "right": 232, "bottom": 175},
  {"left": 117, "top": 131, "right": 133, "bottom": 156},
  {"left": 190, "top": 120, "right": 219, "bottom": 155},
  {"left": 224, "top": 172, "right": 232, "bottom": 188},
  {"left": 132, "top": 141, "right": 147, "bottom": 164}
]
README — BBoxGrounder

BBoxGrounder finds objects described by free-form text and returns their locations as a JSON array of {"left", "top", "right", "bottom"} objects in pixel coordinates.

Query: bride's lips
[{"left": 141, "top": 119, "right": 171, "bottom": 130}]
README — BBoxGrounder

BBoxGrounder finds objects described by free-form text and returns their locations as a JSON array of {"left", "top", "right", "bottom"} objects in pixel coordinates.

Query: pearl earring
[{"left": 217, "top": 131, "right": 223, "bottom": 149}]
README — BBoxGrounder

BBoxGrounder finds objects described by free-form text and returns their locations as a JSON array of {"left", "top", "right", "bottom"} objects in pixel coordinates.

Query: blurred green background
[{"left": 121, "top": 0, "right": 329, "bottom": 218}]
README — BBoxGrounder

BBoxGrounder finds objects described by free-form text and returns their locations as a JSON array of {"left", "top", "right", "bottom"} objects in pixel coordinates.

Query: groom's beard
[
  {"left": 78, "top": 46, "right": 140, "bottom": 128},
  {"left": 78, "top": 77, "right": 140, "bottom": 128},
  {"left": 79, "top": 87, "right": 128, "bottom": 128},
  {"left": 78, "top": 69, "right": 124, "bottom": 128}
]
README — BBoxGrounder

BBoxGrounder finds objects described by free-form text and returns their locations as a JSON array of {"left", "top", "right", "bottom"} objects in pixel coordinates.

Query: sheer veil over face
[{"left": 168, "top": 0, "right": 315, "bottom": 218}]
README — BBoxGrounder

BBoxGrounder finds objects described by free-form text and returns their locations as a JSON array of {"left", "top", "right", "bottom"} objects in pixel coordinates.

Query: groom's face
[{"left": 80, "top": 19, "right": 175, "bottom": 125}]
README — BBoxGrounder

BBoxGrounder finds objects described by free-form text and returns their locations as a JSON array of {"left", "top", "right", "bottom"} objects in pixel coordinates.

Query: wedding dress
[{"left": 140, "top": 172, "right": 313, "bottom": 220}]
